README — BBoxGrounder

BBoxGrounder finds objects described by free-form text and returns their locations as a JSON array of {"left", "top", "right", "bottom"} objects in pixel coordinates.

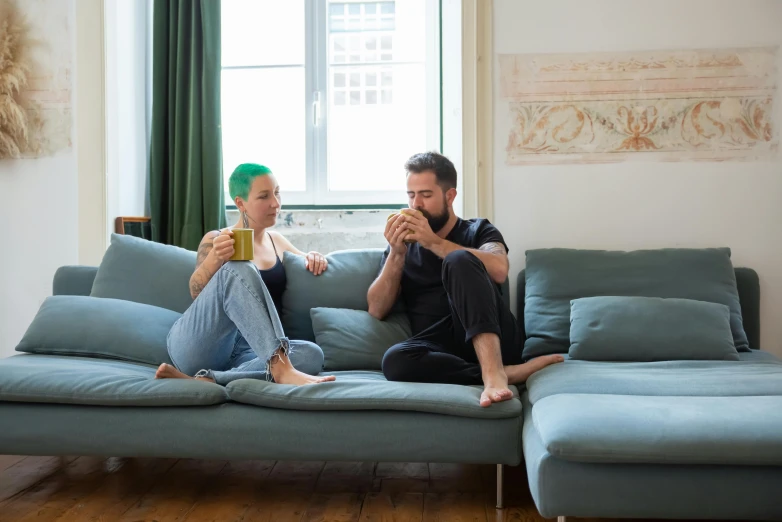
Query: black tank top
[{"left": 259, "top": 233, "right": 287, "bottom": 314}]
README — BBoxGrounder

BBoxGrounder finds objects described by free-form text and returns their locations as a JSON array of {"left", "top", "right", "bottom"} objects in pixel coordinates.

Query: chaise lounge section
[{"left": 516, "top": 248, "right": 782, "bottom": 521}]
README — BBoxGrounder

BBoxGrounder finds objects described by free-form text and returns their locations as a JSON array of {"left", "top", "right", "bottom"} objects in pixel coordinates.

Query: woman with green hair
[{"left": 156, "top": 163, "right": 335, "bottom": 386}]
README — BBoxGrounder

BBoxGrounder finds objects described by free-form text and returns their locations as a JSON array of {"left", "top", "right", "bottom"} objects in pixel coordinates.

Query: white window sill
[{"left": 225, "top": 208, "right": 390, "bottom": 253}]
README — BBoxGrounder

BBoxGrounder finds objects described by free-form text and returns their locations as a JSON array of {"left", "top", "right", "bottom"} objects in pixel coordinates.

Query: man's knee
[
  {"left": 382, "top": 343, "right": 413, "bottom": 382},
  {"left": 442, "top": 250, "right": 483, "bottom": 282}
]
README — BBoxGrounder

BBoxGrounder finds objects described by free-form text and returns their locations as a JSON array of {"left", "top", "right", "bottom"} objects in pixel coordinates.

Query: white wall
[
  {"left": 0, "top": 156, "right": 79, "bottom": 358},
  {"left": 0, "top": 1, "right": 77, "bottom": 358},
  {"left": 493, "top": 0, "right": 782, "bottom": 357},
  {"left": 0, "top": 0, "right": 105, "bottom": 359}
]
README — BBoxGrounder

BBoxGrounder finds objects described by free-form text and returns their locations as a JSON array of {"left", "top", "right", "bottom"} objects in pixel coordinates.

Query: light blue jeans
[{"left": 166, "top": 261, "right": 324, "bottom": 385}]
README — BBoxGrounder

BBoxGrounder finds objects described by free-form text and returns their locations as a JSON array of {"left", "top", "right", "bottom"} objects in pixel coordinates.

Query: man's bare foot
[
  {"left": 504, "top": 354, "right": 565, "bottom": 385},
  {"left": 154, "top": 363, "right": 215, "bottom": 383},
  {"left": 480, "top": 383, "right": 514, "bottom": 408},
  {"left": 270, "top": 352, "right": 336, "bottom": 386},
  {"left": 479, "top": 369, "right": 515, "bottom": 408}
]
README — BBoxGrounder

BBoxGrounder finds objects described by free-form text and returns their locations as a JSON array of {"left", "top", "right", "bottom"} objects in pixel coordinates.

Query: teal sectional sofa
[{"left": 1, "top": 235, "right": 781, "bottom": 520}]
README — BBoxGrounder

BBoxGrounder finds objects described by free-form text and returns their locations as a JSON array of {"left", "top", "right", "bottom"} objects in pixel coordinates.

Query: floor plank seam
[{"left": 0, "top": 456, "right": 79, "bottom": 506}]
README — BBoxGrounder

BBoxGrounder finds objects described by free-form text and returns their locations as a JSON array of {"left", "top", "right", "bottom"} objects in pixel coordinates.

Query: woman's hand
[
  {"left": 305, "top": 251, "right": 328, "bottom": 276},
  {"left": 212, "top": 229, "right": 236, "bottom": 262}
]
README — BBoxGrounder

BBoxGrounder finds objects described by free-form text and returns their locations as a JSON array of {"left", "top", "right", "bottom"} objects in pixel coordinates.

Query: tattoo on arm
[
  {"left": 196, "top": 241, "right": 214, "bottom": 269},
  {"left": 190, "top": 235, "right": 217, "bottom": 298},
  {"left": 189, "top": 271, "right": 208, "bottom": 298},
  {"left": 478, "top": 242, "right": 507, "bottom": 256}
]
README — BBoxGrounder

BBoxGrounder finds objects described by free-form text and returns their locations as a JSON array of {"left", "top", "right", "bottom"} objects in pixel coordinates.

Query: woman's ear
[{"left": 234, "top": 197, "right": 245, "bottom": 212}]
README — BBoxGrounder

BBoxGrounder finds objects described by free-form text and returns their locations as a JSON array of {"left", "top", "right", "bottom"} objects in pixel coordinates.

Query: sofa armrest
[{"left": 53, "top": 266, "right": 99, "bottom": 296}]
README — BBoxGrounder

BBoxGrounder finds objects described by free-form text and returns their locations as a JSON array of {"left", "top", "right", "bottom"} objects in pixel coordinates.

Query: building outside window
[{"left": 221, "top": 0, "right": 441, "bottom": 206}]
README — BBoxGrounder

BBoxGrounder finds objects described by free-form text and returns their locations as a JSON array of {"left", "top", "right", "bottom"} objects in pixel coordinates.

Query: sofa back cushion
[
  {"left": 523, "top": 248, "right": 749, "bottom": 360},
  {"left": 16, "top": 295, "right": 179, "bottom": 366},
  {"left": 569, "top": 296, "right": 739, "bottom": 362},
  {"left": 282, "top": 249, "right": 386, "bottom": 341},
  {"left": 91, "top": 234, "right": 195, "bottom": 313},
  {"left": 311, "top": 308, "right": 412, "bottom": 370}
]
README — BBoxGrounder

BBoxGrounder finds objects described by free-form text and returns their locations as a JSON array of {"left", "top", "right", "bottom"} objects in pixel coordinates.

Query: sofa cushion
[
  {"left": 0, "top": 354, "right": 228, "bottom": 406},
  {"left": 15, "top": 295, "right": 179, "bottom": 366},
  {"left": 282, "top": 249, "right": 386, "bottom": 341},
  {"left": 91, "top": 233, "right": 196, "bottom": 313},
  {"left": 532, "top": 393, "right": 782, "bottom": 465},
  {"left": 226, "top": 371, "right": 521, "bottom": 419},
  {"left": 311, "top": 308, "right": 412, "bottom": 371},
  {"left": 526, "top": 352, "right": 782, "bottom": 404},
  {"left": 569, "top": 296, "right": 739, "bottom": 362},
  {"left": 524, "top": 248, "right": 749, "bottom": 360}
]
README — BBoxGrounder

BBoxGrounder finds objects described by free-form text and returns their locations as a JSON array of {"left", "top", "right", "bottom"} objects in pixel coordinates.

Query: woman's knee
[
  {"left": 288, "top": 340, "right": 325, "bottom": 375},
  {"left": 218, "top": 260, "right": 256, "bottom": 280}
]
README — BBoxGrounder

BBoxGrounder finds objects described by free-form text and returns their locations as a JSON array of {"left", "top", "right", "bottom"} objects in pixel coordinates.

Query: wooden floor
[{"left": 0, "top": 455, "right": 735, "bottom": 522}]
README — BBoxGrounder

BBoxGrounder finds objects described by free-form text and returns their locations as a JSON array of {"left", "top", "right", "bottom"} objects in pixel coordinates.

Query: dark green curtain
[{"left": 149, "top": 0, "right": 226, "bottom": 250}]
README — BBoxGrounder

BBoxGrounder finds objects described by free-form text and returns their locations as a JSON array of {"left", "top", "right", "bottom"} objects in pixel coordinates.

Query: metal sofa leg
[
  {"left": 557, "top": 517, "right": 567, "bottom": 522},
  {"left": 496, "top": 464, "right": 504, "bottom": 509}
]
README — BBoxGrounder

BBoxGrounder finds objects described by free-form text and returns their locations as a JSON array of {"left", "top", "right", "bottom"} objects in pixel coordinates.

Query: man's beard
[{"left": 418, "top": 202, "right": 450, "bottom": 233}]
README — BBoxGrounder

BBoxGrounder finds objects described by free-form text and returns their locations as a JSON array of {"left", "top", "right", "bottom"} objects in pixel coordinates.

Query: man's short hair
[{"left": 404, "top": 152, "right": 457, "bottom": 190}]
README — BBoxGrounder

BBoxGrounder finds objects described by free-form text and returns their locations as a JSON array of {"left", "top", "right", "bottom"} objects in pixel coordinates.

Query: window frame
[{"left": 223, "top": 0, "right": 442, "bottom": 208}]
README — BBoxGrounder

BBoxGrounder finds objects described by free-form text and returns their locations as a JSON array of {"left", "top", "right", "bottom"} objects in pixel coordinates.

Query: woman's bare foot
[
  {"left": 270, "top": 351, "right": 336, "bottom": 386},
  {"left": 504, "top": 354, "right": 565, "bottom": 385},
  {"left": 154, "top": 363, "right": 215, "bottom": 383}
]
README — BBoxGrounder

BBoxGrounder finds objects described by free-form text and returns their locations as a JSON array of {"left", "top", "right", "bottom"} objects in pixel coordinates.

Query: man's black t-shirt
[{"left": 380, "top": 218, "right": 508, "bottom": 335}]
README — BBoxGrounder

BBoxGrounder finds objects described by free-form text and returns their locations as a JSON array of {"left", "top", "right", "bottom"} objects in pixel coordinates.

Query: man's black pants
[{"left": 381, "top": 250, "right": 521, "bottom": 385}]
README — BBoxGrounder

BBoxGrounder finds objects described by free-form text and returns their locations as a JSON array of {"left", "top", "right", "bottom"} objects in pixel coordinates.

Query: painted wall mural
[
  {"left": 498, "top": 48, "right": 778, "bottom": 164},
  {"left": 0, "top": 0, "right": 71, "bottom": 160}
]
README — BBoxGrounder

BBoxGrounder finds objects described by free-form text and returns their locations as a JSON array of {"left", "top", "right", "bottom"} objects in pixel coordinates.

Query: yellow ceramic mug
[
  {"left": 229, "top": 228, "right": 254, "bottom": 261},
  {"left": 387, "top": 208, "right": 422, "bottom": 243}
]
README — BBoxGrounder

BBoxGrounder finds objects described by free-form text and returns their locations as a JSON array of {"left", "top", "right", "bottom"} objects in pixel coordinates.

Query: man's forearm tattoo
[{"left": 478, "top": 242, "right": 506, "bottom": 256}]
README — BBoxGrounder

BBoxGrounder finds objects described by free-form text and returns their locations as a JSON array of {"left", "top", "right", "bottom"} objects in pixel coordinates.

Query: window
[{"left": 221, "top": 0, "right": 441, "bottom": 206}]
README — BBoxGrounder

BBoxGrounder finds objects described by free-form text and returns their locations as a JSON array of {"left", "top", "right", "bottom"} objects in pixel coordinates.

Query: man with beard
[{"left": 367, "top": 152, "right": 563, "bottom": 407}]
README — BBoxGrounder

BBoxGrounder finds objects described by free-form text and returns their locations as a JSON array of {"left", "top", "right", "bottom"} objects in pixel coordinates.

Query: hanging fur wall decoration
[{"left": 0, "top": 0, "right": 31, "bottom": 159}]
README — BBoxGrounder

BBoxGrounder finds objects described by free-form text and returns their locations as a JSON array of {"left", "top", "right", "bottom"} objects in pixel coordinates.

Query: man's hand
[
  {"left": 402, "top": 211, "right": 440, "bottom": 251},
  {"left": 369, "top": 214, "right": 409, "bottom": 319},
  {"left": 384, "top": 214, "right": 410, "bottom": 257}
]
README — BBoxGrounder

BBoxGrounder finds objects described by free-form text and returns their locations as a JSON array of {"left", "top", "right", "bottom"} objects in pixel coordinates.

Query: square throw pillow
[
  {"left": 524, "top": 248, "right": 749, "bottom": 360},
  {"left": 91, "top": 234, "right": 196, "bottom": 313},
  {"left": 310, "top": 307, "right": 412, "bottom": 371},
  {"left": 16, "top": 295, "right": 180, "bottom": 366},
  {"left": 283, "top": 249, "right": 388, "bottom": 342},
  {"left": 569, "top": 296, "right": 739, "bottom": 362}
]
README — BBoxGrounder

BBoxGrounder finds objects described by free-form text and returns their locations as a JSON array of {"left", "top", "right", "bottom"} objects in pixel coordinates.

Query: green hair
[{"left": 228, "top": 163, "right": 272, "bottom": 200}]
